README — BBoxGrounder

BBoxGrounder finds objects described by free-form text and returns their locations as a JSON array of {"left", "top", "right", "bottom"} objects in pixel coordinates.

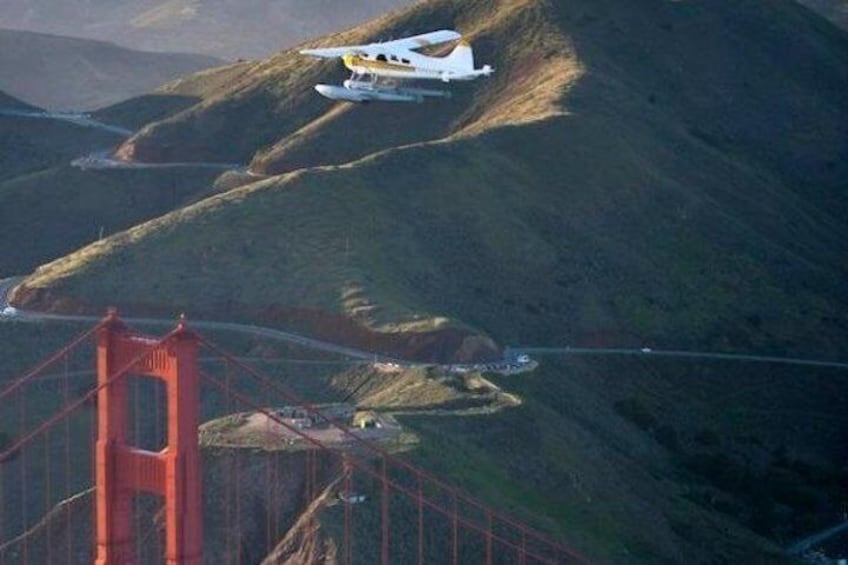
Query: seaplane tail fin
[{"left": 445, "top": 40, "right": 474, "bottom": 71}]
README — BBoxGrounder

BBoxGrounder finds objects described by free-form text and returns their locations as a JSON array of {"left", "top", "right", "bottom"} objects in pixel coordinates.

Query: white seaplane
[{"left": 299, "top": 29, "right": 493, "bottom": 103}]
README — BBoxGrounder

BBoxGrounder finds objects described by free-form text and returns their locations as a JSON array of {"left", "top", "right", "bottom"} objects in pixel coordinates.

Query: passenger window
[
  {"left": 402, "top": 58, "right": 410, "bottom": 64},
  {"left": 376, "top": 54, "right": 387, "bottom": 62},
  {"left": 390, "top": 55, "right": 398, "bottom": 61}
]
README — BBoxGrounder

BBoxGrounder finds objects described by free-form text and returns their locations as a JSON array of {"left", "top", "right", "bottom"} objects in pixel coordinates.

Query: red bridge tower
[{"left": 95, "top": 309, "right": 202, "bottom": 564}]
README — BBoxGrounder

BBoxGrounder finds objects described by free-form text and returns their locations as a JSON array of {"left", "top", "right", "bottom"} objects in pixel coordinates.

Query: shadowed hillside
[{"left": 0, "top": 28, "right": 220, "bottom": 110}]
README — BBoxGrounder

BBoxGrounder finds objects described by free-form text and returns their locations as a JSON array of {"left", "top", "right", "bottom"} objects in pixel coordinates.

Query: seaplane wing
[
  {"left": 299, "top": 45, "right": 365, "bottom": 59},
  {"left": 299, "top": 29, "right": 461, "bottom": 59},
  {"left": 377, "top": 29, "right": 462, "bottom": 51}
]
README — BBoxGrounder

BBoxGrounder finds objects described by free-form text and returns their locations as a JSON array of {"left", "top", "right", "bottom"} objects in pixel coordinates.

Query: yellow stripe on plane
[{"left": 342, "top": 54, "right": 416, "bottom": 73}]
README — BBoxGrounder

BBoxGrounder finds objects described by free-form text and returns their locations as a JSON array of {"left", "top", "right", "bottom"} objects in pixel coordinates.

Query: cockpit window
[{"left": 376, "top": 54, "right": 387, "bottom": 62}]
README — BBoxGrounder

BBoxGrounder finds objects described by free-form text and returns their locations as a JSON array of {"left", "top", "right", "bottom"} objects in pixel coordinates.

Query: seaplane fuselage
[{"left": 340, "top": 44, "right": 491, "bottom": 83}]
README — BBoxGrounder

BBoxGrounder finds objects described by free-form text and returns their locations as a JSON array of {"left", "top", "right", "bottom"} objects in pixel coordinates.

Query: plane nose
[{"left": 342, "top": 53, "right": 357, "bottom": 69}]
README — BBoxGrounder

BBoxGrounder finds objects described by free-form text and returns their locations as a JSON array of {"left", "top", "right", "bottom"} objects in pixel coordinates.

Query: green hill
[
  {"left": 15, "top": 0, "right": 848, "bottom": 359},
  {"left": 0, "top": 28, "right": 221, "bottom": 110},
  {"left": 0, "top": 165, "right": 224, "bottom": 278}
]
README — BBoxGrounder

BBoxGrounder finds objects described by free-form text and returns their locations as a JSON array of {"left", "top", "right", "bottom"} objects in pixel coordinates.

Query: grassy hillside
[
  {"left": 0, "top": 165, "right": 223, "bottom": 278},
  {"left": 110, "top": 0, "right": 578, "bottom": 165},
  {"left": 16, "top": 124, "right": 848, "bottom": 356},
  {"left": 275, "top": 356, "right": 846, "bottom": 564},
  {"left": 394, "top": 357, "right": 847, "bottom": 564},
  {"left": 13, "top": 0, "right": 848, "bottom": 358},
  {"left": 0, "top": 0, "right": 414, "bottom": 59},
  {"left": 0, "top": 28, "right": 220, "bottom": 110}
]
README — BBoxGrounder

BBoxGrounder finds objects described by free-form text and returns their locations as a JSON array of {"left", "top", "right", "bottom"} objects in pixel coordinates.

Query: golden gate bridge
[{"left": 0, "top": 309, "right": 588, "bottom": 564}]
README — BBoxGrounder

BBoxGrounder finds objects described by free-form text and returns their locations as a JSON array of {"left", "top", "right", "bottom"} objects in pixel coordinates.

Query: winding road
[
  {"left": 0, "top": 277, "right": 380, "bottom": 362},
  {"left": 510, "top": 346, "right": 848, "bottom": 371},
  {"left": 70, "top": 150, "right": 247, "bottom": 172}
]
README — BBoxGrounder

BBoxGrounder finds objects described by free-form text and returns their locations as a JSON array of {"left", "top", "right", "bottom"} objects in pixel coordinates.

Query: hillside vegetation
[
  {"left": 0, "top": 165, "right": 223, "bottom": 278},
  {"left": 0, "top": 28, "right": 220, "bottom": 110}
]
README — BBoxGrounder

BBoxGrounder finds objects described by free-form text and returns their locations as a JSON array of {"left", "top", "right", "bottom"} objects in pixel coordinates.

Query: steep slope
[
  {"left": 112, "top": 0, "right": 577, "bottom": 166},
  {"left": 0, "top": 28, "right": 221, "bottom": 110},
  {"left": 0, "top": 0, "right": 415, "bottom": 59}
]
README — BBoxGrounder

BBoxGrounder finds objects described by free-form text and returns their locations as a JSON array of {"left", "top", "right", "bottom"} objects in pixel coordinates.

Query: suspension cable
[
  {"left": 0, "top": 331, "right": 174, "bottom": 463},
  {"left": 0, "top": 323, "right": 101, "bottom": 402}
]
